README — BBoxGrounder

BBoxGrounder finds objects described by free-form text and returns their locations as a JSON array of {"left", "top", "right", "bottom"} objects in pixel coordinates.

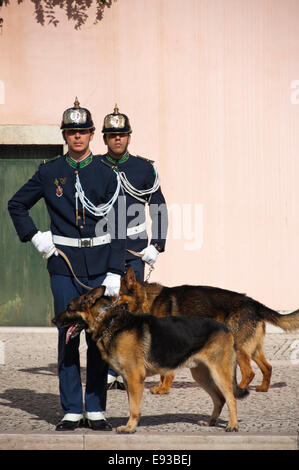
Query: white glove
[
  {"left": 102, "top": 272, "right": 121, "bottom": 297},
  {"left": 140, "top": 245, "right": 159, "bottom": 266},
  {"left": 31, "top": 231, "right": 58, "bottom": 259}
]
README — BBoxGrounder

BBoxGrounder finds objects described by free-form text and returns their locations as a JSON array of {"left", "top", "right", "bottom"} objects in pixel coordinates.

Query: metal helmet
[
  {"left": 102, "top": 104, "right": 132, "bottom": 134},
  {"left": 60, "top": 97, "right": 95, "bottom": 132}
]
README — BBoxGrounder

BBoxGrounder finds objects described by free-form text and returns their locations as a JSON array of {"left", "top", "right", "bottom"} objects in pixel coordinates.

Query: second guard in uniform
[
  {"left": 8, "top": 99, "right": 126, "bottom": 430},
  {"left": 101, "top": 105, "right": 168, "bottom": 389}
]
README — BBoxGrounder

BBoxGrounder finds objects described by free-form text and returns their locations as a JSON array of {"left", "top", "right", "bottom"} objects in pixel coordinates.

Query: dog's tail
[{"left": 258, "top": 305, "right": 299, "bottom": 332}]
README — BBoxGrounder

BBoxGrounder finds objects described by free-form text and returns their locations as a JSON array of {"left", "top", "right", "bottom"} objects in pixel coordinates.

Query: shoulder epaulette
[
  {"left": 99, "top": 157, "right": 119, "bottom": 171},
  {"left": 43, "top": 155, "right": 62, "bottom": 164},
  {"left": 135, "top": 155, "right": 155, "bottom": 164}
]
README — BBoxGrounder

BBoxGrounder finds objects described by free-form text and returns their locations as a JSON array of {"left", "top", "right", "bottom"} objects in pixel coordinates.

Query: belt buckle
[{"left": 80, "top": 238, "right": 92, "bottom": 248}]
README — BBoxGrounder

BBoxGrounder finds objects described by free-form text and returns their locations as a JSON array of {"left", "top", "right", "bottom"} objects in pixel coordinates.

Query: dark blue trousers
[
  {"left": 51, "top": 274, "right": 108, "bottom": 415},
  {"left": 126, "top": 257, "right": 145, "bottom": 282}
]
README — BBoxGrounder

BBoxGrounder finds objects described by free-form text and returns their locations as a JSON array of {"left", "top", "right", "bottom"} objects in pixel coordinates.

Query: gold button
[{"left": 80, "top": 225, "right": 84, "bottom": 229}]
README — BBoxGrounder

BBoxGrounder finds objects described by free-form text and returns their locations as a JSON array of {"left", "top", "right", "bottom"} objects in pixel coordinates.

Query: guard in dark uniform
[
  {"left": 101, "top": 105, "right": 168, "bottom": 389},
  {"left": 8, "top": 99, "right": 126, "bottom": 431}
]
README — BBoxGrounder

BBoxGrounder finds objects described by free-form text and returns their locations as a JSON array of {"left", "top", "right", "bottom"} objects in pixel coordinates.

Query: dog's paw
[
  {"left": 116, "top": 425, "right": 136, "bottom": 434},
  {"left": 255, "top": 385, "right": 269, "bottom": 392},
  {"left": 198, "top": 420, "right": 209, "bottom": 427},
  {"left": 208, "top": 418, "right": 217, "bottom": 427},
  {"left": 225, "top": 425, "right": 239, "bottom": 432},
  {"left": 150, "top": 385, "right": 169, "bottom": 395}
]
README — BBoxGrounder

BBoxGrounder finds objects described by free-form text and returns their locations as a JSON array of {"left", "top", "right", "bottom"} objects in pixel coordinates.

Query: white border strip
[{"left": 0, "top": 327, "right": 57, "bottom": 333}]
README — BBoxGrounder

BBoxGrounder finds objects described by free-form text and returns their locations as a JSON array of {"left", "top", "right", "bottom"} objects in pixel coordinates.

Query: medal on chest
[{"left": 54, "top": 177, "right": 67, "bottom": 197}]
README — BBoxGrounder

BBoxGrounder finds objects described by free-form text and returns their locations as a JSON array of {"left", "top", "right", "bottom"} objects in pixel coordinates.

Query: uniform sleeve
[
  {"left": 105, "top": 171, "right": 127, "bottom": 275},
  {"left": 7, "top": 165, "right": 44, "bottom": 242},
  {"left": 146, "top": 164, "right": 168, "bottom": 252}
]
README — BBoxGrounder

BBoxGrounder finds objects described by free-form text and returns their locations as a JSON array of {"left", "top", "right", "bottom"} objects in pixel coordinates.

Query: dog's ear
[
  {"left": 81, "top": 285, "right": 106, "bottom": 309},
  {"left": 124, "top": 266, "right": 137, "bottom": 291}
]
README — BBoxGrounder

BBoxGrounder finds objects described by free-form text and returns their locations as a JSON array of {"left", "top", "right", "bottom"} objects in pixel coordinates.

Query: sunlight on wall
[{"left": 0, "top": 81, "right": 5, "bottom": 104}]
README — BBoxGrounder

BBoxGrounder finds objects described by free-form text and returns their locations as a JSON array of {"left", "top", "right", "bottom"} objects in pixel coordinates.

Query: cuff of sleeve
[
  {"left": 150, "top": 242, "right": 165, "bottom": 253},
  {"left": 108, "top": 267, "right": 124, "bottom": 276},
  {"left": 23, "top": 229, "right": 38, "bottom": 242}
]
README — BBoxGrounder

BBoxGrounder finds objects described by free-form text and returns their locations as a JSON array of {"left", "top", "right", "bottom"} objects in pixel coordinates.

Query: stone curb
[{"left": 0, "top": 432, "right": 297, "bottom": 450}]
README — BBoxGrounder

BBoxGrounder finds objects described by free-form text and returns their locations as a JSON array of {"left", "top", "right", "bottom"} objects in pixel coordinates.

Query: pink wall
[{"left": 1, "top": 0, "right": 299, "bottom": 309}]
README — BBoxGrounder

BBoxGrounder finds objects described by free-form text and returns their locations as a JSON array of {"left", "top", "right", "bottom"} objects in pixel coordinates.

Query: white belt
[
  {"left": 53, "top": 234, "right": 111, "bottom": 248},
  {"left": 127, "top": 222, "right": 147, "bottom": 236}
]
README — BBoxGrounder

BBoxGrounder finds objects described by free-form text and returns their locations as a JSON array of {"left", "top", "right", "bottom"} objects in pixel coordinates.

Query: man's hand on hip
[{"left": 31, "top": 231, "right": 58, "bottom": 259}]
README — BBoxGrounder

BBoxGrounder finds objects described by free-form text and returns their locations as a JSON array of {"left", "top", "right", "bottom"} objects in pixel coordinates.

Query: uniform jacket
[
  {"left": 8, "top": 154, "right": 126, "bottom": 277},
  {"left": 101, "top": 153, "right": 168, "bottom": 260}
]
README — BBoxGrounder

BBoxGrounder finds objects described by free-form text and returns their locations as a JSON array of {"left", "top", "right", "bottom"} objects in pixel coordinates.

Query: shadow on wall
[{"left": 0, "top": 0, "right": 117, "bottom": 30}]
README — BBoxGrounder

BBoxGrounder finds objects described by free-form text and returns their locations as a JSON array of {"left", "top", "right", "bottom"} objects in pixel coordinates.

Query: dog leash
[
  {"left": 127, "top": 249, "right": 155, "bottom": 281},
  {"left": 57, "top": 248, "right": 155, "bottom": 291},
  {"left": 56, "top": 248, "right": 93, "bottom": 291},
  {"left": 126, "top": 249, "right": 143, "bottom": 258}
]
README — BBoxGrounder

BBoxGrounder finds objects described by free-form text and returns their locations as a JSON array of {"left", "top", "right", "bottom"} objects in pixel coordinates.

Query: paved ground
[{"left": 0, "top": 326, "right": 298, "bottom": 450}]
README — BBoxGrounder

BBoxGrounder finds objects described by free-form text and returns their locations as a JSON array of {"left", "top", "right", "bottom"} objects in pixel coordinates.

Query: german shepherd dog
[
  {"left": 53, "top": 286, "right": 249, "bottom": 433},
  {"left": 115, "top": 267, "right": 299, "bottom": 395}
]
